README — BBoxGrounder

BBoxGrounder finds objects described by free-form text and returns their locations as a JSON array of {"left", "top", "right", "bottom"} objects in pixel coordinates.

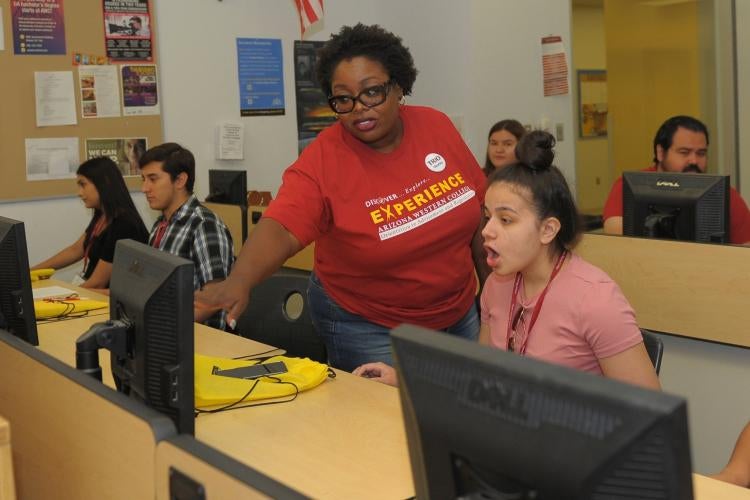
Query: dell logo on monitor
[{"left": 656, "top": 180, "right": 680, "bottom": 188}]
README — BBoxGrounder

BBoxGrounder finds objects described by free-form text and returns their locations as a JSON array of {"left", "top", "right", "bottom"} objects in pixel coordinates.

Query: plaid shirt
[{"left": 149, "top": 195, "right": 234, "bottom": 330}]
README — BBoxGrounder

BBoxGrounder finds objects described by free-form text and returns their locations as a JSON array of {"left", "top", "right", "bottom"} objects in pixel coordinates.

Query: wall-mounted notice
[
  {"left": 215, "top": 122, "right": 244, "bottom": 160},
  {"left": 121, "top": 64, "right": 159, "bottom": 116},
  {"left": 86, "top": 137, "right": 147, "bottom": 176},
  {"left": 11, "top": 0, "right": 66, "bottom": 55},
  {"left": 25, "top": 137, "right": 79, "bottom": 181},
  {"left": 34, "top": 71, "right": 77, "bottom": 127},
  {"left": 79, "top": 65, "right": 121, "bottom": 118},
  {"left": 236, "top": 38, "right": 285, "bottom": 116},
  {"left": 541, "top": 35, "right": 569, "bottom": 97},
  {"left": 103, "top": 0, "right": 153, "bottom": 61}
]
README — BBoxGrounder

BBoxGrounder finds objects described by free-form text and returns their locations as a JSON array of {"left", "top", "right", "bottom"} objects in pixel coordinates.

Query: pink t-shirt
[{"left": 480, "top": 254, "right": 643, "bottom": 375}]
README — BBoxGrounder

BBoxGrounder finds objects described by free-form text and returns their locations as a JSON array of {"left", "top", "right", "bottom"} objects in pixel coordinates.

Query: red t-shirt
[
  {"left": 264, "top": 105, "right": 486, "bottom": 329},
  {"left": 602, "top": 166, "right": 750, "bottom": 244}
]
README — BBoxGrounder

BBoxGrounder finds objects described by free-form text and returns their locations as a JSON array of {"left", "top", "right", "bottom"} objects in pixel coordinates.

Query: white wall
[
  {"left": 2, "top": 0, "right": 575, "bottom": 263},
  {"left": 152, "top": 0, "right": 575, "bottom": 197}
]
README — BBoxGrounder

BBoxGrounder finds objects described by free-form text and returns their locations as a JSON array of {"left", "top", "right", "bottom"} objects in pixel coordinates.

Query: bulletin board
[{"left": 0, "top": 0, "right": 162, "bottom": 201}]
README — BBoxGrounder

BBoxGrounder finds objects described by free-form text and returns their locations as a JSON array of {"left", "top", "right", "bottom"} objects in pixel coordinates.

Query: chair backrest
[
  {"left": 236, "top": 268, "right": 327, "bottom": 363},
  {"left": 641, "top": 329, "right": 664, "bottom": 375}
]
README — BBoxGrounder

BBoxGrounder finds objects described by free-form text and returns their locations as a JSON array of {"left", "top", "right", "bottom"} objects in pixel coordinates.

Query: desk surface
[
  {"left": 34, "top": 281, "right": 413, "bottom": 499},
  {"left": 32, "top": 280, "right": 750, "bottom": 499}
]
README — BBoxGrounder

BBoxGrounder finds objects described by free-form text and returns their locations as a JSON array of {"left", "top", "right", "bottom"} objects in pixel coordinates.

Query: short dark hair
[
  {"left": 488, "top": 130, "right": 581, "bottom": 256},
  {"left": 315, "top": 23, "right": 418, "bottom": 97},
  {"left": 77, "top": 156, "right": 145, "bottom": 230},
  {"left": 652, "top": 115, "right": 709, "bottom": 164},
  {"left": 139, "top": 142, "right": 195, "bottom": 193},
  {"left": 483, "top": 119, "right": 527, "bottom": 176}
]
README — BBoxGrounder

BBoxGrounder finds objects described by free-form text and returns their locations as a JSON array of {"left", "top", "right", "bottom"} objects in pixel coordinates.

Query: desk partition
[
  {"left": 0, "top": 330, "right": 175, "bottom": 500},
  {"left": 576, "top": 234, "right": 750, "bottom": 347},
  {"left": 155, "top": 435, "right": 305, "bottom": 499}
]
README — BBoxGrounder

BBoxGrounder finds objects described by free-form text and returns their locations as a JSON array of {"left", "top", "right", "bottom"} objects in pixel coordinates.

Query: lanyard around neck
[{"left": 505, "top": 250, "right": 568, "bottom": 355}]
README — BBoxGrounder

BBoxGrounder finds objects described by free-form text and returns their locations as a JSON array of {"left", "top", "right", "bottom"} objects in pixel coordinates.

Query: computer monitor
[
  {"left": 0, "top": 217, "right": 38, "bottom": 346},
  {"left": 76, "top": 239, "right": 195, "bottom": 435},
  {"left": 623, "top": 171, "right": 729, "bottom": 243},
  {"left": 391, "top": 325, "right": 693, "bottom": 500},
  {"left": 206, "top": 169, "right": 248, "bottom": 206}
]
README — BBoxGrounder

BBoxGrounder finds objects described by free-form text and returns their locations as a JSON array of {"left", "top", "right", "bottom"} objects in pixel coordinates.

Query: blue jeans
[{"left": 307, "top": 273, "right": 479, "bottom": 372}]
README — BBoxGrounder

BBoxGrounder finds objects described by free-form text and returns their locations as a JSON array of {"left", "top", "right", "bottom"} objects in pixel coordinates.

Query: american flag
[{"left": 294, "top": 0, "right": 324, "bottom": 38}]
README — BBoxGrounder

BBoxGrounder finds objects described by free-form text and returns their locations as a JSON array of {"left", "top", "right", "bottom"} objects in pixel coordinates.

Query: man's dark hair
[
  {"left": 652, "top": 115, "right": 709, "bottom": 164},
  {"left": 139, "top": 142, "right": 195, "bottom": 193},
  {"left": 315, "top": 23, "right": 418, "bottom": 97}
]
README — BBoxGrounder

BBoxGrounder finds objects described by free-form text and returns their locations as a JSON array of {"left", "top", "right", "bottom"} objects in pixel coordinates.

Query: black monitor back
[
  {"left": 0, "top": 216, "right": 38, "bottom": 345},
  {"left": 623, "top": 171, "right": 729, "bottom": 243},
  {"left": 207, "top": 169, "right": 247, "bottom": 206},
  {"left": 391, "top": 325, "right": 693, "bottom": 500},
  {"left": 109, "top": 239, "right": 195, "bottom": 435}
]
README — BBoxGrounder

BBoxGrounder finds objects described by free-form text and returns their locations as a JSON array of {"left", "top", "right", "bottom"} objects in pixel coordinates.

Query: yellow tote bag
[
  {"left": 194, "top": 354, "right": 330, "bottom": 408},
  {"left": 34, "top": 298, "right": 108, "bottom": 319}
]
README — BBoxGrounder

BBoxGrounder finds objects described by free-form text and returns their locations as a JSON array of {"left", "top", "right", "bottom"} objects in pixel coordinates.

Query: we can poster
[
  {"left": 11, "top": 0, "right": 66, "bottom": 55},
  {"left": 103, "top": 0, "right": 153, "bottom": 61},
  {"left": 86, "top": 137, "right": 147, "bottom": 176}
]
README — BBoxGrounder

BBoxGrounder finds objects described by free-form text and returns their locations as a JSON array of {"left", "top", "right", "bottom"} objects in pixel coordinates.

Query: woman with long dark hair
[{"left": 32, "top": 157, "right": 148, "bottom": 290}]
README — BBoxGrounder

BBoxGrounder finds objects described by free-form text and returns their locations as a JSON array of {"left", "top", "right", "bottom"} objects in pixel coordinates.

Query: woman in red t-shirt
[{"left": 197, "top": 24, "right": 488, "bottom": 371}]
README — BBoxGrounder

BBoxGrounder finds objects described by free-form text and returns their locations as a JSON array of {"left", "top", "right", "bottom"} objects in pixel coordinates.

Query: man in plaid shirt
[{"left": 140, "top": 143, "right": 234, "bottom": 329}]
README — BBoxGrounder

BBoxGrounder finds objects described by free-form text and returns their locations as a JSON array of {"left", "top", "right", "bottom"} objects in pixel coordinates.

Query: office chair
[
  {"left": 641, "top": 329, "right": 664, "bottom": 375},
  {"left": 235, "top": 268, "right": 327, "bottom": 363}
]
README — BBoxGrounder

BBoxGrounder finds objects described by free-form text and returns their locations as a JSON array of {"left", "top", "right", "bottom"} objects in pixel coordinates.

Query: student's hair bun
[{"left": 516, "top": 130, "right": 555, "bottom": 171}]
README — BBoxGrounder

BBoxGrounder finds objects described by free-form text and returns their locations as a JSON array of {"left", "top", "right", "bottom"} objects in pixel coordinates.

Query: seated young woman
[
  {"left": 355, "top": 131, "right": 660, "bottom": 391},
  {"left": 483, "top": 118, "right": 526, "bottom": 176},
  {"left": 31, "top": 157, "right": 149, "bottom": 292}
]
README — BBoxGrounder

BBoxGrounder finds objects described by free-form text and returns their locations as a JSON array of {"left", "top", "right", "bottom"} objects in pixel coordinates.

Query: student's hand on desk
[
  {"left": 353, "top": 362, "right": 398, "bottom": 387},
  {"left": 195, "top": 277, "right": 250, "bottom": 330}
]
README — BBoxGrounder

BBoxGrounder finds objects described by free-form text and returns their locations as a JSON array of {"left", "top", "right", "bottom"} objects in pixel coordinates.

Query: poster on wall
[
  {"left": 294, "top": 40, "right": 336, "bottom": 153},
  {"left": 11, "top": 0, "right": 66, "bottom": 55},
  {"left": 236, "top": 38, "right": 285, "bottom": 116},
  {"left": 121, "top": 64, "right": 159, "bottom": 115},
  {"left": 578, "top": 70, "right": 608, "bottom": 138},
  {"left": 541, "top": 35, "right": 569, "bottom": 97},
  {"left": 78, "top": 65, "right": 121, "bottom": 118},
  {"left": 34, "top": 71, "right": 77, "bottom": 127},
  {"left": 25, "top": 137, "right": 79, "bottom": 181},
  {"left": 86, "top": 137, "right": 147, "bottom": 176},
  {"left": 102, "top": 0, "right": 153, "bottom": 61}
]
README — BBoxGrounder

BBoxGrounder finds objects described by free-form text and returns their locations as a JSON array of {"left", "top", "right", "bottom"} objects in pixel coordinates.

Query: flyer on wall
[
  {"left": 294, "top": 40, "right": 336, "bottom": 153},
  {"left": 102, "top": 0, "right": 153, "bottom": 61},
  {"left": 11, "top": 0, "right": 66, "bottom": 55},
  {"left": 25, "top": 137, "right": 80, "bottom": 181},
  {"left": 121, "top": 64, "right": 159, "bottom": 116},
  {"left": 236, "top": 38, "right": 285, "bottom": 116},
  {"left": 86, "top": 137, "right": 147, "bottom": 176},
  {"left": 78, "top": 65, "right": 121, "bottom": 118}
]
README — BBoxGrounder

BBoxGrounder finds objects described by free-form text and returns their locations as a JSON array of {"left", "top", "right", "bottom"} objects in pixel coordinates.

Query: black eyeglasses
[
  {"left": 508, "top": 306, "right": 526, "bottom": 353},
  {"left": 327, "top": 80, "right": 393, "bottom": 114}
]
